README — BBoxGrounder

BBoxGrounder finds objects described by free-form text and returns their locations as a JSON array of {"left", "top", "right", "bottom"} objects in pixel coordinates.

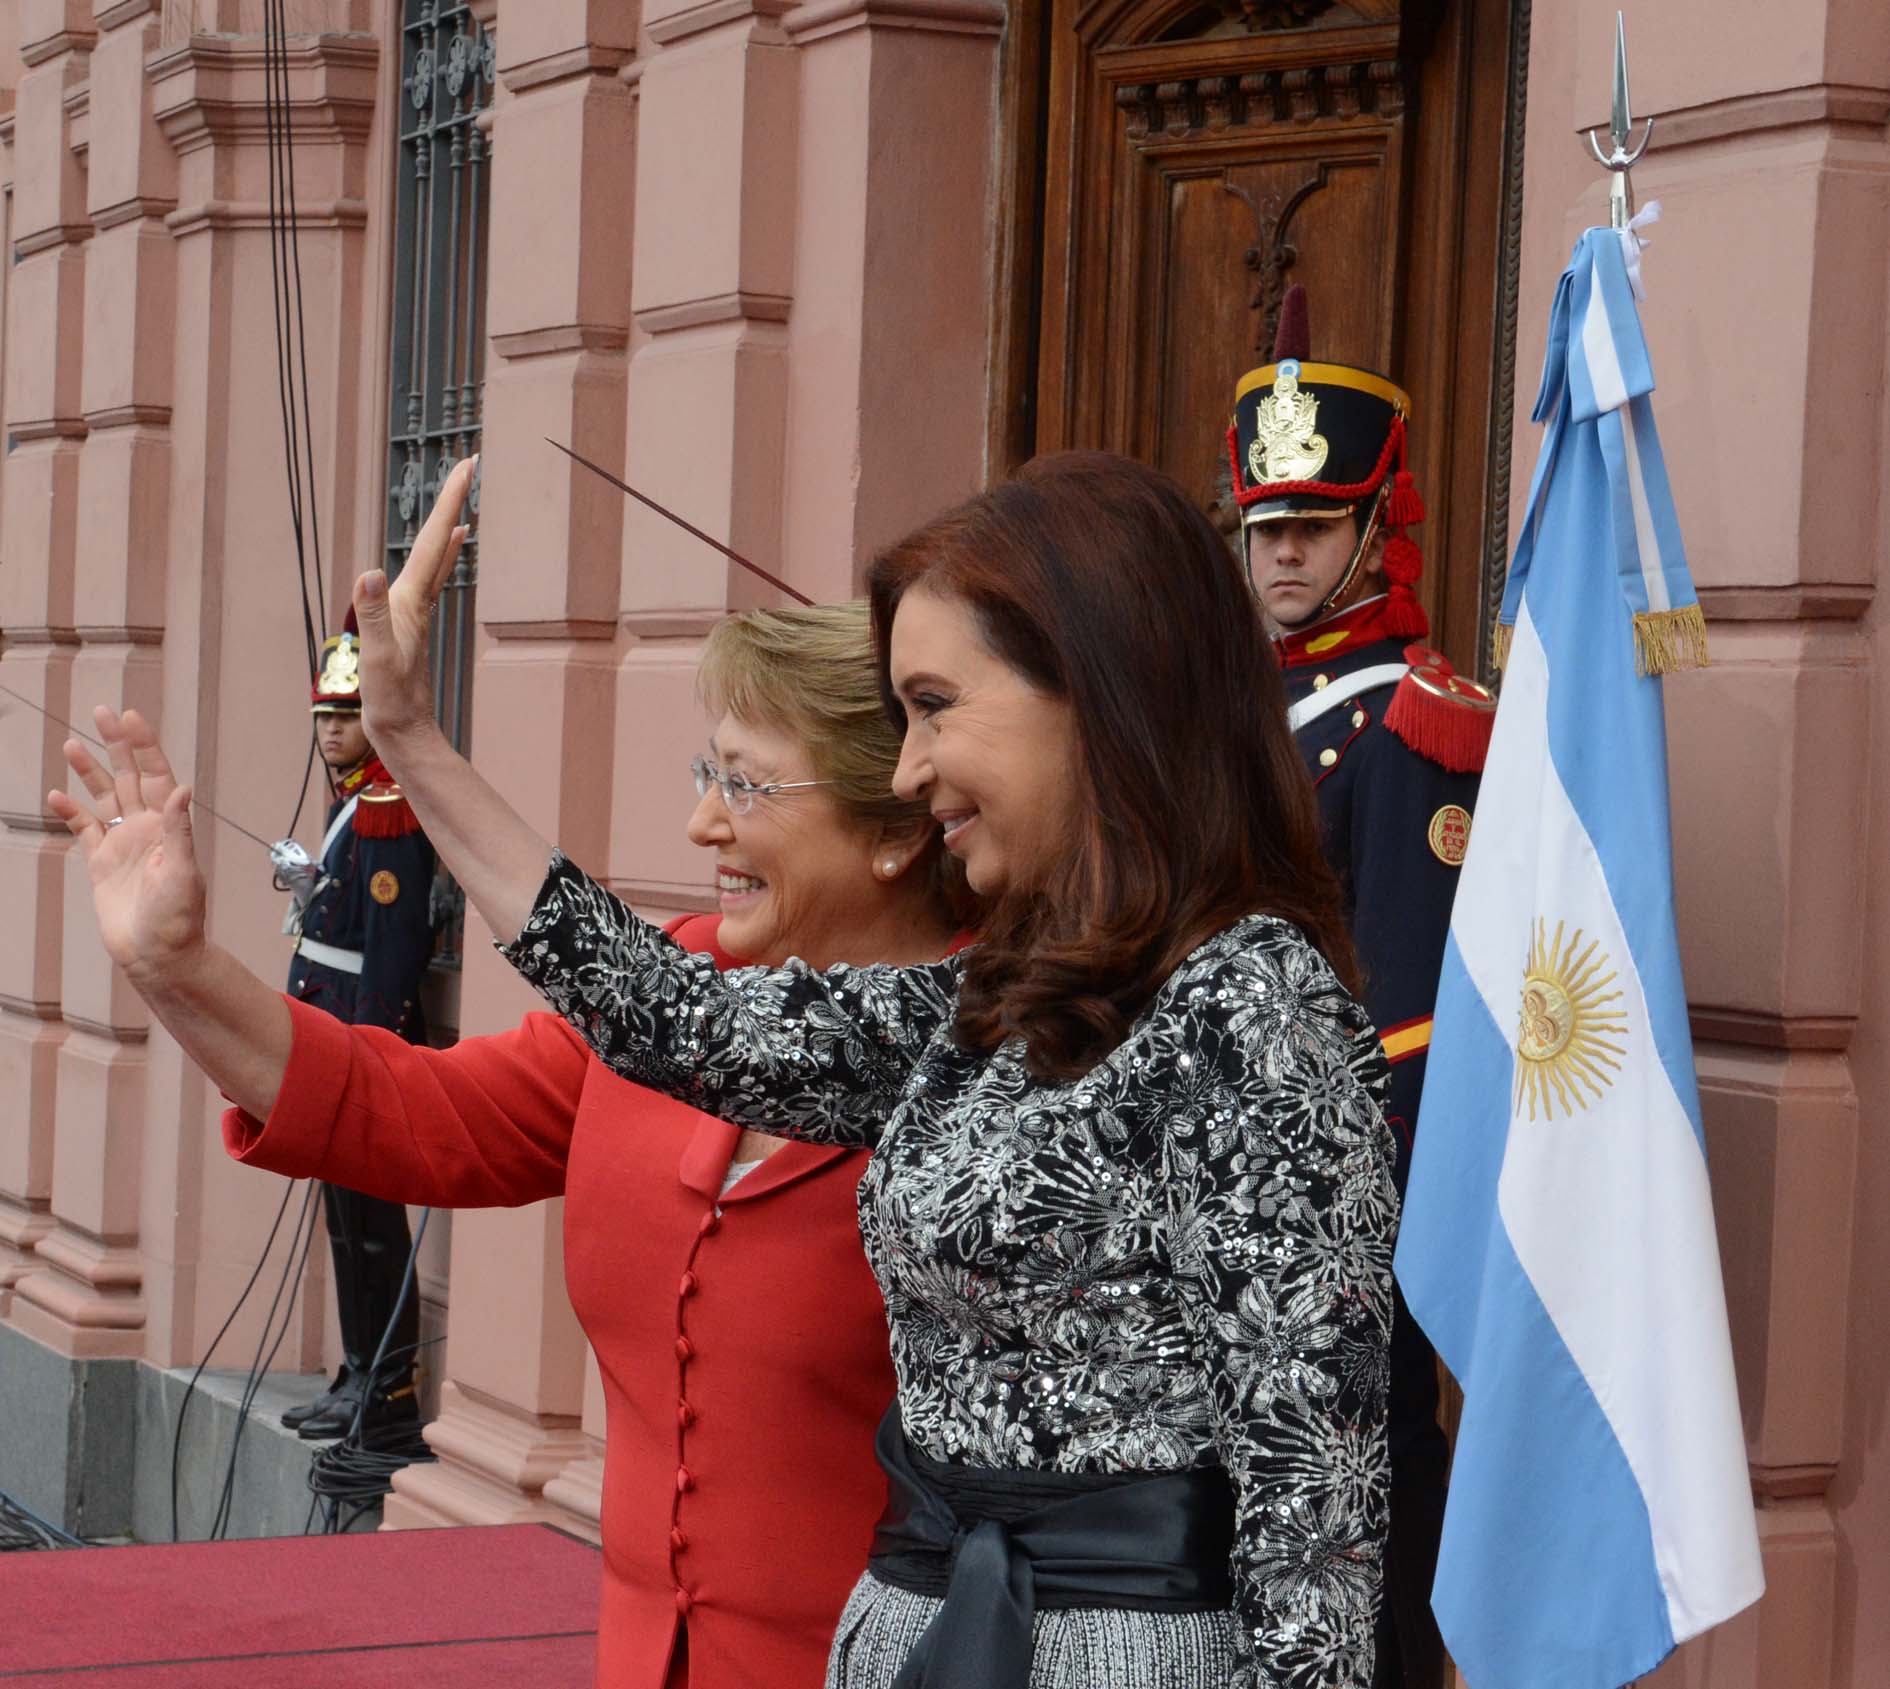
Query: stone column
[{"left": 383, "top": 0, "right": 633, "bottom": 1531}]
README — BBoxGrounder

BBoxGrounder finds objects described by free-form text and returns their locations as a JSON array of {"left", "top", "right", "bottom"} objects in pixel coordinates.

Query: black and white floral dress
[{"left": 505, "top": 854, "right": 1398, "bottom": 1689}]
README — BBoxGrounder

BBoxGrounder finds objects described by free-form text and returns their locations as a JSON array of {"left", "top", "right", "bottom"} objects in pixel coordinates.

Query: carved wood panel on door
[{"left": 999, "top": 0, "right": 1524, "bottom": 670}]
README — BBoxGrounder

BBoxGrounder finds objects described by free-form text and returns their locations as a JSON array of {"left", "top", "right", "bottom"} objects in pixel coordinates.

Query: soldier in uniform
[
  {"left": 274, "top": 617, "right": 436, "bottom": 1440},
  {"left": 1228, "top": 287, "right": 1495, "bottom": 1689}
]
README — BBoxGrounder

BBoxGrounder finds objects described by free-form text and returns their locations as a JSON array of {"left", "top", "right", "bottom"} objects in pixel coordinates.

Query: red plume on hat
[{"left": 1273, "top": 283, "right": 1312, "bottom": 364}]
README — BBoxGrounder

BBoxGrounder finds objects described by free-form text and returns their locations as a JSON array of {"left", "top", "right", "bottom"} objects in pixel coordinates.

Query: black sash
[{"left": 866, "top": 1406, "right": 1236, "bottom": 1689}]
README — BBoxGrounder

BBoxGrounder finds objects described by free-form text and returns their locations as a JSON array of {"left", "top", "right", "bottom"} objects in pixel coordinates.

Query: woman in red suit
[{"left": 53, "top": 603, "right": 967, "bottom": 1689}]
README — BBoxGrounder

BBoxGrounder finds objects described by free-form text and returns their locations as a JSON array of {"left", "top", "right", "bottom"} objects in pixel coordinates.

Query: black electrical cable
[
  {"left": 169, "top": 1177, "right": 299, "bottom": 1542},
  {"left": 262, "top": 0, "right": 335, "bottom": 839},
  {"left": 207, "top": 1180, "right": 322, "bottom": 1541},
  {"left": 307, "top": 1213, "right": 438, "bottom": 1532}
]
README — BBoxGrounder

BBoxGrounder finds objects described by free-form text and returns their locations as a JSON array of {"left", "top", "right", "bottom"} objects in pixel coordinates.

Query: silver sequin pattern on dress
[{"left": 504, "top": 853, "right": 1399, "bottom": 1689}]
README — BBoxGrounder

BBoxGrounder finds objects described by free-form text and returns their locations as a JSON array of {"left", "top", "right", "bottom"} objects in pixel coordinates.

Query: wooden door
[{"left": 995, "top": 0, "right": 1526, "bottom": 671}]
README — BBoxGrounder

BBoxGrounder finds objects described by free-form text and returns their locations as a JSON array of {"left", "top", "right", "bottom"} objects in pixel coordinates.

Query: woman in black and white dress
[{"left": 154, "top": 452, "right": 1396, "bottom": 1686}]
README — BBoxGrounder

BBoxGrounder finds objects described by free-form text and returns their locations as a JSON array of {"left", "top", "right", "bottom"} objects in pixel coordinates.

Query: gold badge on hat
[
  {"left": 318, "top": 634, "right": 360, "bottom": 698},
  {"left": 1427, "top": 804, "right": 1472, "bottom": 866},
  {"left": 370, "top": 870, "right": 400, "bottom": 905},
  {"left": 1249, "top": 360, "right": 1330, "bottom": 484}
]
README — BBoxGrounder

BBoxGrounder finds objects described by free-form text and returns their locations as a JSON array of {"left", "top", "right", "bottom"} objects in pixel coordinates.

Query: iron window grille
[{"left": 386, "top": 0, "right": 493, "bottom": 966}]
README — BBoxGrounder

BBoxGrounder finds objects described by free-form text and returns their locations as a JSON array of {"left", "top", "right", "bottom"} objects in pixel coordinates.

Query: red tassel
[
  {"left": 1386, "top": 470, "right": 1425, "bottom": 528},
  {"left": 1383, "top": 672, "right": 1492, "bottom": 772},
  {"left": 352, "top": 787, "right": 421, "bottom": 838},
  {"left": 1383, "top": 586, "right": 1431, "bottom": 640},
  {"left": 1381, "top": 533, "right": 1423, "bottom": 587}
]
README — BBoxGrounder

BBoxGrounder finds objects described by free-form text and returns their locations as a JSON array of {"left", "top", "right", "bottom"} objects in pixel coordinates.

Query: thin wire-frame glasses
[{"left": 691, "top": 754, "right": 834, "bottom": 816}]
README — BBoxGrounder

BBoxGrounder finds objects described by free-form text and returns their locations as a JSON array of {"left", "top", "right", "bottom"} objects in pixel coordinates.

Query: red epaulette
[
  {"left": 352, "top": 781, "right": 422, "bottom": 839},
  {"left": 1382, "top": 645, "right": 1498, "bottom": 774}
]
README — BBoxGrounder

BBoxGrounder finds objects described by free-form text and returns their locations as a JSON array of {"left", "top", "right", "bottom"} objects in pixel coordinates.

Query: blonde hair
[{"left": 698, "top": 603, "right": 970, "bottom": 922}]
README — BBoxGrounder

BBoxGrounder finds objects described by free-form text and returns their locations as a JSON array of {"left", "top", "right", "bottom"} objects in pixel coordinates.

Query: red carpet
[{"left": 0, "top": 1523, "right": 602, "bottom": 1685}]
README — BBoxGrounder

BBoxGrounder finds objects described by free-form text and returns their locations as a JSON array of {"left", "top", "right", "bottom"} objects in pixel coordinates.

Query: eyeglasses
[{"left": 691, "top": 754, "right": 834, "bottom": 817}]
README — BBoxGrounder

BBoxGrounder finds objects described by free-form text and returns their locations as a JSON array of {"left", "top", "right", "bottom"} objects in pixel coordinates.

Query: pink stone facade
[{"left": 0, "top": 2, "right": 1881, "bottom": 1684}]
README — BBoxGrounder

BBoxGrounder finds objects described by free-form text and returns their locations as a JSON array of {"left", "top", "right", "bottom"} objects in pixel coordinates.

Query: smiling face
[
  {"left": 685, "top": 711, "right": 900, "bottom": 967},
  {"left": 1244, "top": 512, "right": 1384, "bottom": 628},
  {"left": 887, "top": 584, "right": 1080, "bottom": 901},
  {"left": 314, "top": 712, "right": 370, "bottom": 772}
]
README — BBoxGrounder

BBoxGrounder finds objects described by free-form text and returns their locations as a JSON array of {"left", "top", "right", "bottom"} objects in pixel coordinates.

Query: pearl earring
[{"left": 883, "top": 860, "right": 898, "bottom": 877}]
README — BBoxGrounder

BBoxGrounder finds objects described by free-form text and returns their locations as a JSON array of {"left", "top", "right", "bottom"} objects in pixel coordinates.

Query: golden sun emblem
[{"left": 1514, "top": 918, "right": 1629, "bottom": 1122}]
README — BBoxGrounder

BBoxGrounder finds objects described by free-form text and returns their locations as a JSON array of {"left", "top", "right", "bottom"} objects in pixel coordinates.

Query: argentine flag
[{"left": 1396, "top": 225, "right": 1763, "bottom": 1687}]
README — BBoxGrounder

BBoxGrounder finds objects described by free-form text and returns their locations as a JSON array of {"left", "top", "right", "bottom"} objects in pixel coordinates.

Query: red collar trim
[
  {"left": 1274, "top": 596, "right": 1394, "bottom": 669},
  {"left": 335, "top": 754, "right": 391, "bottom": 797}
]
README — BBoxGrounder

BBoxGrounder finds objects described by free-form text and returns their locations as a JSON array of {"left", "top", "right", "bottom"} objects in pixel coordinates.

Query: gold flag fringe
[
  {"left": 1632, "top": 604, "right": 1709, "bottom": 676},
  {"left": 1490, "top": 621, "right": 1514, "bottom": 672}
]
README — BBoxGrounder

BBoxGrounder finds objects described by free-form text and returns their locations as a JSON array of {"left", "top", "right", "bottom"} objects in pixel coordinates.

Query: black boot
[
  {"left": 281, "top": 1366, "right": 356, "bottom": 1431},
  {"left": 305, "top": 1184, "right": 421, "bottom": 1442}
]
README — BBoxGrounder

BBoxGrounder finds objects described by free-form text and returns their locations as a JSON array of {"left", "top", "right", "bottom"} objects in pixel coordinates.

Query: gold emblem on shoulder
[
  {"left": 1249, "top": 361, "right": 1329, "bottom": 484},
  {"left": 1515, "top": 918, "right": 1628, "bottom": 1121},
  {"left": 369, "top": 870, "right": 400, "bottom": 905},
  {"left": 1427, "top": 804, "right": 1471, "bottom": 866}
]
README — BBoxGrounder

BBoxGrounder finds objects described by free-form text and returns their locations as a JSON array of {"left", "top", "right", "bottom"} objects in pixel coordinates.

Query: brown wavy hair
[{"left": 868, "top": 450, "right": 1356, "bottom": 1080}]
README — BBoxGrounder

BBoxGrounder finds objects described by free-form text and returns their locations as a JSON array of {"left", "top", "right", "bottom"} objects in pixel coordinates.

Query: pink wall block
[
  {"left": 476, "top": 352, "right": 628, "bottom": 626},
  {"left": 630, "top": 33, "right": 797, "bottom": 316},
  {"left": 437, "top": 1205, "right": 586, "bottom": 1409},
  {"left": 1667, "top": 630, "right": 1866, "bottom": 1022},
  {"left": 81, "top": 16, "right": 175, "bottom": 221},
  {"left": 1698, "top": 1047, "right": 1858, "bottom": 1469},
  {"left": 49, "top": 1030, "right": 147, "bottom": 1240},
  {"left": 10, "top": 53, "right": 85, "bottom": 247},
  {"left": 484, "top": 72, "right": 634, "bottom": 341},
  {"left": 6, "top": 246, "right": 86, "bottom": 430},
  {"left": 493, "top": 0, "right": 637, "bottom": 70},
  {"left": 0, "top": 828, "right": 66, "bottom": 1009},
  {"left": 0, "top": 647, "right": 78, "bottom": 829},
  {"left": 619, "top": 319, "right": 791, "bottom": 611},
  {"left": 609, "top": 639, "right": 710, "bottom": 902},
  {"left": 78, "top": 222, "right": 177, "bottom": 421},
  {"left": 0, "top": 1008, "right": 63, "bottom": 1201},
  {"left": 74, "top": 430, "right": 172, "bottom": 633}
]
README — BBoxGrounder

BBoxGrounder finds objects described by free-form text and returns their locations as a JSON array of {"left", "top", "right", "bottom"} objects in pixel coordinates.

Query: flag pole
[{"left": 1585, "top": 11, "right": 1653, "bottom": 230}]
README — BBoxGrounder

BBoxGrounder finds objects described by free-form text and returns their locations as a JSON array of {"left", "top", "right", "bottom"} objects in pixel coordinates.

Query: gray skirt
[{"left": 823, "top": 1570, "right": 1239, "bottom": 1689}]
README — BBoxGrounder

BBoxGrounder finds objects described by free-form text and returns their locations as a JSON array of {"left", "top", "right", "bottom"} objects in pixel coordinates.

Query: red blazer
[{"left": 225, "top": 915, "right": 896, "bottom": 1688}]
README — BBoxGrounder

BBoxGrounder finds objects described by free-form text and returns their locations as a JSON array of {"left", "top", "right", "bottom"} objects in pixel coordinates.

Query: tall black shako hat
[
  {"left": 1229, "top": 284, "right": 1429, "bottom": 638},
  {"left": 310, "top": 607, "right": 363, "bottom": 715}
]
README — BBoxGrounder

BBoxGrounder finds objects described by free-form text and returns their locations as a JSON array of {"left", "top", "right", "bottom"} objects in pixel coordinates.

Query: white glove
[{"left": 271, "top": 838, "right": 320, "bottom": 909}]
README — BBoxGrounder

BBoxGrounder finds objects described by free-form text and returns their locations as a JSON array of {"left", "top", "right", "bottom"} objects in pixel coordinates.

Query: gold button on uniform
[
  {"left": 1319, "top": 747, "right": 1338, "bottom": 768},
  {"left": 1313, "top": 674, "right": 1330, "bottom": 690},
  {"left": 1351, "top": 710, "right": 1366, "bottom": 728}
]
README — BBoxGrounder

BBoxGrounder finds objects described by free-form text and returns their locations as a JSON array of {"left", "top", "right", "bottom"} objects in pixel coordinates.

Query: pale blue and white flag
[{"left": 1396, "top": 225, "right": 1763, "bottom": 1688}]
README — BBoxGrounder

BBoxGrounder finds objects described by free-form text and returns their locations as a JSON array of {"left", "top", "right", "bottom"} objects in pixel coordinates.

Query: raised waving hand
[{"left": 47, "top": 707, "right": 206, "bottom": 982}]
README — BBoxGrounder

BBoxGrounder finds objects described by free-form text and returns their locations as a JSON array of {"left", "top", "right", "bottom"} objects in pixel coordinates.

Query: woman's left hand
[{"left": 353, "top": 454, "right": 477, "bottom": 754}]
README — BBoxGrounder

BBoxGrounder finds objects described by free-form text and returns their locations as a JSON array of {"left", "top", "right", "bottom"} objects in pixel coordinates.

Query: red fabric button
[
  {"left": 676, "top": 1466, "right": 694, "bottom": 1493},
  {"left": 679, "top": 1271, "right": 699, "bottom": 1297},
  {"left": 674, "top": 1336, "right": 694, "bottom": 1362},
  {"left": 678, "top": 1401, "right": 697, "bottom": 1429},
  {"left": 675, "top": 1589, "right": 693, "bottom": 1616},
  {"left": 670, "top": 1527, "right": 688, "bottom": 1553},
  {"left": 697, "top": 1212, "right": 720, "bottom": 1237}
]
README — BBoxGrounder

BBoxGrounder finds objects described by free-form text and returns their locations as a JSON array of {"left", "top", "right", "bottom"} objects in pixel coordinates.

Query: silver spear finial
[{"left": 1584, "top": 12, "right": 1653, "bottom": 230}]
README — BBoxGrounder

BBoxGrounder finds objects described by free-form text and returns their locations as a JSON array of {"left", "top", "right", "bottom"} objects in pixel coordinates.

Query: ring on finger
[{"left": 105, "top": 816, "right": 124, "bottom": 830}]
